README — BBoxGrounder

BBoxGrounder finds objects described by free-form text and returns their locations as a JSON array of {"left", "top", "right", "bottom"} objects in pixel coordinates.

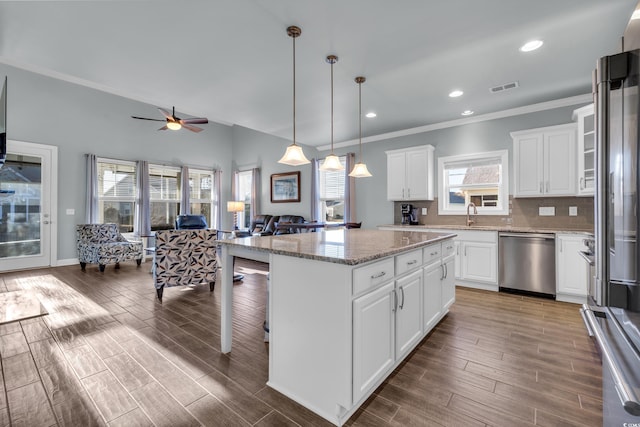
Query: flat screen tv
[{"left": 0, "top": 76, "right": 6, "bottom": 167}]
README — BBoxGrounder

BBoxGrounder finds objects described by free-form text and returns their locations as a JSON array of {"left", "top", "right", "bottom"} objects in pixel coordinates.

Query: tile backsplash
[{"left": 393, "top": 196, "right": 594, "bottom": 231}]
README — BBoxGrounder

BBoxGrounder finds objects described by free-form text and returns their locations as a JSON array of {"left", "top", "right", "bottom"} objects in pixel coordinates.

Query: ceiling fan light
[
  {"left": 278, "top": 143, "right": 310, "bottom": 166},
  {"left": 319, "top": 154, "right": 344, "bottom": 171},
  {"left": 349, "top": 162, "right": 372, "bottom": 178},
  {"left": 167, "top": 121, "right": 182, "bottom": 131}
]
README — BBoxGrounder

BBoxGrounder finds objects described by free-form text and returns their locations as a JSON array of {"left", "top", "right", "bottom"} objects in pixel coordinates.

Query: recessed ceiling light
[
  {"left": 461, "top": 110, "right": 474, "bottom": 116},
  {"left": 449, "top": 90, "right": 464, "bottom": 98},
  {"left": 520, "top": 40, "right": 543, "bottom": 52},
  {"left": 632, "top": 9, "right": 640, "bottom": 20},
  {"left": 365, "top": 112, "right": 377, "bottom": 118}
]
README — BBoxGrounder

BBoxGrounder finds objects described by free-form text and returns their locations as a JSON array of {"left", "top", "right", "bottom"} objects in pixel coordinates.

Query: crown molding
[{"left": 317, "top": 93, "right": 593, "bottom": 151}]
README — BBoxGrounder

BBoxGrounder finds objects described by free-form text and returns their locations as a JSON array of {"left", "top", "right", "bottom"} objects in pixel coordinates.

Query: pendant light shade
[
  {"left": 319, "top": 55, "right": 345, "bottom": 172},
  {"left": 349, "top": 76, "right": 372, "bottom": 178},
  {"left": 279, "top": 25, "right": 310, "bottom": 166}
]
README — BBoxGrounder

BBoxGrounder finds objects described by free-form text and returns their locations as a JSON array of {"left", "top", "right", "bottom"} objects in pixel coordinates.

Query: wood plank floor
[{"left": 0, "top": 259, "right": 602, "bottom": 426}]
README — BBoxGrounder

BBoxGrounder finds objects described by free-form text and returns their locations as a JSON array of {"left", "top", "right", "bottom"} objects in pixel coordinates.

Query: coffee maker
[{"left": 401, "top": 203, "right": 419, "bottom": 225}]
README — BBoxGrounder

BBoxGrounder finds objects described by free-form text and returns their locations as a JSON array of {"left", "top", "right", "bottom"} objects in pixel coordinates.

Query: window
[
  {"left": 438, "top": 150, "right": 508, "bottom": 215},
  {"left": 320, "top": 156, "right": 346, "bottom": 223},
  {"left": 97, "top": 159, "right": 137, "bottom": 232},
  {"left": 236, "top": 170, "right": 252, "bottom": 229},
  {"left": 149, "top": 165, "right": 180, "bottom": 230},
  {"left": 189, "top": 169, "right": 215, "bottom": 227}
]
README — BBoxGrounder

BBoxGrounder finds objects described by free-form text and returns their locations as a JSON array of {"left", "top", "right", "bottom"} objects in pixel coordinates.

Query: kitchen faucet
[{"left": 466, "top": 202, "right": 477, "bottom": 226}]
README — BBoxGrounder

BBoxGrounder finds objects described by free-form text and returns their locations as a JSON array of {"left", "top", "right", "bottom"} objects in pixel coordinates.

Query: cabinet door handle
[
  {"left": 371, "top": 271, "right": 386, "bottom": 279},
  {"left": 399, "top": 286, "right": 405, "bottom": 310},
  {"left": 402, "top": 188, "right": 404, "bottom": 199},
  {"left": 407, "top": 260, "right": 418, "bottom": 266},
  {"left": 580, "top": 177, "right": 584, "bottom": 190},
  {"left": 392, "top": 290, "right": 398, "bottom": 312},
  {"left": 456, "top": 246, "right": 459, "bottom": 256},
  {"left": 444, "top": 263, "right": 448, "bottom": 278},
  {"left": 540, "top": 182, "right": 543, "bottom": 193},
  {"left": 546, "top": 181, "right": 550, "bottom": 193},
  {"left": 441, "top": 264, "right": 445, "bottom": 280},
  {"left": 446, "top": 245, "right": 453, "bottom": 250}
]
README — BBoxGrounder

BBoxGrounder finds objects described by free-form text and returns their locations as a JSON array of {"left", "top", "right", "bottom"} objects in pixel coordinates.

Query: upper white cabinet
[
  {"left": 573, "top": 104, "right": 595, "bottom": 196},
  {"left": 386, "top": 145, "right": 435, "bottom": 201},
  {"left": 511, "top": 123, "right": 577, "bottom": 197}
]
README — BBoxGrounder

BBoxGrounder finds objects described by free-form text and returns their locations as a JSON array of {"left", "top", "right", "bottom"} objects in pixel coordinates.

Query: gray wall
[
  {"left": 1, "top": 63, "right": 234, "bottom": 261},
  {"left": 1, "top": 61, "right": 591, "bottom": 263}
]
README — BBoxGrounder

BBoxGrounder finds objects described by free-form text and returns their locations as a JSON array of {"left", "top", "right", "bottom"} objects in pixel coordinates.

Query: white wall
[{"left": 1, "top": 63, "right": 234, "bottom": 261}]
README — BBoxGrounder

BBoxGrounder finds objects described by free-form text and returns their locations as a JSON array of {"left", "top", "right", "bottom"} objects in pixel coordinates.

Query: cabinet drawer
[
  {"left": 423, "top": 243, "right": 441, "bottom": 265},
  {"left": 395, "top": 249, "right": 423, "bottom": 276},
  {"left": 442, "top": 240, "right": 456, "bottom": 258},
  {"left": 353, "top": 258, "right": 395, "bottom": 295}
]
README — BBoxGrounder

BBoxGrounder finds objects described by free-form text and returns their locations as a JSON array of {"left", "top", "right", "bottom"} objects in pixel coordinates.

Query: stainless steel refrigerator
[{"left": 581, "top": 44, "right": 640, "bottom": 424}]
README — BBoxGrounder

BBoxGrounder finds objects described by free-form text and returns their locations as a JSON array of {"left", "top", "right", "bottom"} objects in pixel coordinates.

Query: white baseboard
[
  {"left": 54, "top": 258, "right": 79, "bottom": 267},
  {"left": 556, "top": 293, "right": 587, "bottom": 305},
  {"left": 456, "top": 281, "right": 499, "bottom": 292}
]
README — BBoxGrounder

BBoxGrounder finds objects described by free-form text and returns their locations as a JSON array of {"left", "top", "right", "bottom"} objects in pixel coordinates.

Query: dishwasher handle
[{"left": 499, "top": 232, "right": 555, "bottom": 240}]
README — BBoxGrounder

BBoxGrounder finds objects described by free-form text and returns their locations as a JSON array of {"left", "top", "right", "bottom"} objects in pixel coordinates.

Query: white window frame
[
  {"left": 437, "top": 150, "right": 509, "bottom": 216},
  {"left": 235, "top": 170, "right": 252, "bottom": 229},
  {"left": 319, "top": 155, "right": 346, "bottom": 223},
  {"left": 189, "top": 168, "right": 215, "bottom": 227},
  {"left": 96, "top": 158, "right": 137, "bottom": 232},
  {"left": 149, "top": 164, "right": 181, "bottom": 230}
]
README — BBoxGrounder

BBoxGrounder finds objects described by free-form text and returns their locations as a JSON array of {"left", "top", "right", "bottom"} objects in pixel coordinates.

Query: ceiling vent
[{"left": 489, "top": 81, "right": 519, "bottom": 94}]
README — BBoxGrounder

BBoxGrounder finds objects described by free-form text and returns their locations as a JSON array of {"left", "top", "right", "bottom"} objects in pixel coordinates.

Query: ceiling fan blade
[
  {"left": 158, "top": 108, "right": 173, "bottom": 120},
  {"left": 182, "top": 123, "right": 204, "bottom": 133},
  {"left": 180, "top": 117, "right": 208, "bottom": 125},
  {"left": 158, "top": 125, "right": 169, "bottom": 131},
  {"left": 131, "top": 116, "right": 165, "bottom": 122}
]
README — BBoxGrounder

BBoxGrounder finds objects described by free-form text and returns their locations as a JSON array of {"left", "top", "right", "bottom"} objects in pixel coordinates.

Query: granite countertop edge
[
  {"left": 218, "top": 232, "right": 456, "bottom": 266},
  {"left": 377, "top": 224, "right": 594, "bottom": 235}
]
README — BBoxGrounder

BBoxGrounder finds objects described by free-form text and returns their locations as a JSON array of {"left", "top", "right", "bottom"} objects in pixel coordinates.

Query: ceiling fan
[{"left": 131, "top": 106, "right": 208, "bottom": 133}]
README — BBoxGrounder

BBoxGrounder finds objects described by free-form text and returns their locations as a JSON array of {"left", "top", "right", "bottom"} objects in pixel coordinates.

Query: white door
[
  {"left": 353, "top": 281, "right": 395, "bottom": 403},
  {"left": 0, "top": 141, "right": 57, "bottom": 271},
  {"left": 423, "top": 262, "right": 443, "bottom": 332},
  {"left": 405, "top": 149, "right": 427, "bottom": 200},
  {"left": 462, "top": 242, "right": 497, "bottom": 283},
  {"left": 556, "top": 235, "right": 588, "bottom": 296},
  {"left": 395, "top": 270, "right": 423, "bottom": 358},
  {"left": 514, "top": 134, "right": 544, "bottom": 196},
  {"left": 386, "top": 152, "right": 406, "bottom": 200},
  {"left": 442, "top": 256, "right": 456, "bottom": 310},
  {"left": 545, "top": 130, "right": 576, "bottom": 196}
]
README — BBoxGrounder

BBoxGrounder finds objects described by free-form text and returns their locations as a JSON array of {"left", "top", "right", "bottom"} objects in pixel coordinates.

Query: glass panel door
[{"left": 0, "top": 141, "right": 55, "bottom": 271}]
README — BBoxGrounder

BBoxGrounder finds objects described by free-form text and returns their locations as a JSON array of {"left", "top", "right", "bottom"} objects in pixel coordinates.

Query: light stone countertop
[
  {"left": 378, "top": 224, "right": 594, "bottom": 235},
  {"left": 218, "top": 228, "right": 456, "bottom": 265}
]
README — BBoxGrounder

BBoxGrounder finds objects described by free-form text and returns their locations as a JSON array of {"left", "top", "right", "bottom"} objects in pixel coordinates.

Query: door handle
[
  {"left": 392, "top": 290, "right": 398, "bottom": 312},
  {"left": 440, "top": 264, "right": 445, "bottom": 280},
  {"left": 399, "top": 286, "right": 405, "bottom": 309},
  {"left": 540, "top": 182, "right": 543, "bottom": 193},
  {"left": 43, "top": 221, "right": 50, "bottom": 225},
  {"left": 444, "top": 263, "right": 448, "bottom": 278}
]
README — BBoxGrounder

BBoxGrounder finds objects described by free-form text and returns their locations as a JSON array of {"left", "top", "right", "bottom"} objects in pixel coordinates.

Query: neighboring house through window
[
  {"left": 438, "top": 150, "right": 509, "bottom": 215},
  {"left": 149, "top": 165, "right": 180, "bottom": 230},
  {"left": 97, "top": 159, "right": 137, "bottom": 232},
  {"left": 235, "top": 170, "right": 252, "bottom": 229},
  {"left": 189, "top": 168, "right": 215, "bottom": 227},
  {"left": 319, "top": 155, "right": 346, "bottom": 223}
]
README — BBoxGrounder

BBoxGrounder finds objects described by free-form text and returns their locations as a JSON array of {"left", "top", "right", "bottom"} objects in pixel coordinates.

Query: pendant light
[
  {"left": 278, "top": 26, "right": 311, "bottom": 166},
  {"left": 319, "top": 55, "right": 345, "bottom": 171},
  {"left": 349, "top": 76, "right": 372, "bottom": 177}
]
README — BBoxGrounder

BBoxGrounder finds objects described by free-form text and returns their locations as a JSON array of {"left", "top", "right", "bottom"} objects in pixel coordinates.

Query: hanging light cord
[
  {"left": 292, "top": 34, "right": 296, "bottom": 146},
  {"left": 358, "top": 81, "right": 362, "bottom": 161},
  {"left": 330, "top": 59, "right": 334, "bottom": 153}
]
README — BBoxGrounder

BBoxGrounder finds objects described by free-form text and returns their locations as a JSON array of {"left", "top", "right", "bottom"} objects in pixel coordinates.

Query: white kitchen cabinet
[
  {"left": 353, "top": 280, "right": 395, "bottom": 403},
  {"left": 386, "top": 145, "right": 435, "bottom": 201},
  {"left": 461, "top": 241, "right": 497, "bottom": 283},
  {"left": 423, "top": 260, "right": 443, "bottom": 332},
  {"left": 573, "top": 104, "right": 595, "bottom": 196},
  {"left": 395, "top": 270, "right": 423, "bottom": 359},
  {"left": 512, "top": 123, "right": 577, "bottom": 197},
  {"left": 442, "top": 255, "right": 456, "bottom": 310},
  {"left": 556, "top": 234, "right": 589, "bottom": 303}
]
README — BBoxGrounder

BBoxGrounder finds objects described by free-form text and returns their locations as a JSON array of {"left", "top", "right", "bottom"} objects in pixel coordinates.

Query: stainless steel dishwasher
[{"left": 498, "top": 232, "right": 556, "bottom": 298}]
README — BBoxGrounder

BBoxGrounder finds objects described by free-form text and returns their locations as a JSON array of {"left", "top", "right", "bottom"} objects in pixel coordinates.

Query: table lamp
[
  {"left": 226, "top": 200, "right": 245, "bottom": 281},
  {"left": 227, "top": 201, "right": 245, "bottom": 230}
]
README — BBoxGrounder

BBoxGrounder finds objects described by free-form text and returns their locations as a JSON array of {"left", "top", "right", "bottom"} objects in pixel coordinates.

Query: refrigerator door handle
[{"left": 582, "top": 306, "right": 640, "bottom": 416}]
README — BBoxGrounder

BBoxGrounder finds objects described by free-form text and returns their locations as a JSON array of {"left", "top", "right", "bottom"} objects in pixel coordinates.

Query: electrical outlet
[
  {"left": 66, "top": 208, "right": 75, "bottom": 215},
  {"left": 421, "top": 208, "right": 427, "bottom": 216},
  {"left": 569, "top": 206, "right": 578, "bottom": 216},
  {"left": 539, "top": 206, "right": 555, "bottom": 216}
]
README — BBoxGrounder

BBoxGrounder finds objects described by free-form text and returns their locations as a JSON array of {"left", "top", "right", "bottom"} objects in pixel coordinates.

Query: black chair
[
  {"left": 235, "top": 214, "right": 273, "bottom": 237},
  {"left": 176, "top": 214, "right": 208, "bottom": 230},
  {"left": 345, "top": 222, "right": 362, "bottom": 229}
]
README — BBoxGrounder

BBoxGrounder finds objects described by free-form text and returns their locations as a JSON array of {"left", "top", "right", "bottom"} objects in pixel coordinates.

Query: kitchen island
[{"left": 218, "top": 229, "right": 456, "bottom": 426}]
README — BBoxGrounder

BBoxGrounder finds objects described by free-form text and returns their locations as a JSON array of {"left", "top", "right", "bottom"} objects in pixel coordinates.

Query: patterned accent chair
[
  {"left": 153, "top": 228, "right": 218, "bottom": 301},
  {"left": 76, "top": 224, "right": 143, "bottom": 272}
]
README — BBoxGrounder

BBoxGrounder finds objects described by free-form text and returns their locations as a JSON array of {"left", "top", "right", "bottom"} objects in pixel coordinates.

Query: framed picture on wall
[{"left": 271, "top": 171, "right": 301, "bottom": 203}]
